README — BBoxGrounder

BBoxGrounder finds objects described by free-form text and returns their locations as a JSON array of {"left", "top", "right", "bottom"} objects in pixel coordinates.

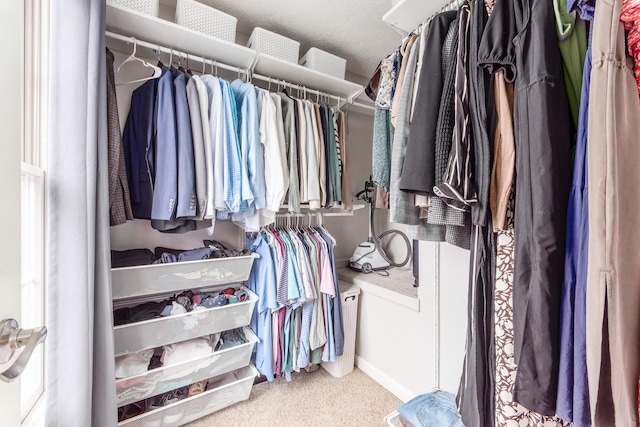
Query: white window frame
[{"left": 21, "top": 0, "right": 49, "bottom": 424}]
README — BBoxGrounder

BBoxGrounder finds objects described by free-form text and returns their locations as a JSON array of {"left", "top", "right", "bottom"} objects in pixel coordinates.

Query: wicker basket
[
  {"left": 247, "top": 27, "right": 300, "bottom": 63},
  {"left": 175, "top": 0, "right": 237, "bottom": 43},
  {"left": 106, "top": 0, "right": 159, "bottom": 16},
  {"left": 300, "top": 47, "right": 347, "bottom": 79}
]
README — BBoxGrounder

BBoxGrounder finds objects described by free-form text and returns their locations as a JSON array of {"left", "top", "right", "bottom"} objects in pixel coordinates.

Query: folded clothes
[
  {"left": 116, "top": 378, "right": 159, "bottom": 405},
  {"left": 118, "top": 400, "right": 147, "bottom": 422},
  {"left": 170, "top": 301, "right": 187, "bottom": 316},
  {"left": 188, "top": 380, "right": 208, "bottom": 397},
  {"left": 153, "top": 247, "right": 184, "bottom": 260},
  {"left": 203, "top": 240, "right": 252, "bottom": 258},
  {"left": 114, "top": 300, "right": 170, "bottom": 326},
  {"left": 202, "top": 295, "right": 227, "bottom": 308},
  {"left": 161, "top": 337, "right": 214, "bottom": 367},
  {"left": 217, "top": 328, "right": 248, "bottom": 351},
  {"left": 146, "top": 386, "right": 189, "bottom": 410},
  {"left": 116, "top": 349, "right": 155, "bottom": 378},
  {"left": 111, "top": 248, "right": 155, "bottom": 268},
  {"left": 234, "top": 289, "right": 248, "bottom": 302}
]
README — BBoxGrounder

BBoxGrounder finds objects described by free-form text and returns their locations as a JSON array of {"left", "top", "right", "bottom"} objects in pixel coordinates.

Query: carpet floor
[{"left": 185, "top": 367, "right": 402, "bottom": 427}]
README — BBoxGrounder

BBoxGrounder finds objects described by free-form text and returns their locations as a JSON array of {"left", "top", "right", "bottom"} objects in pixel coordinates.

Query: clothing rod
[
  {"left": 106, "top": 31, "right": 247, "bottom": 75},
  {"left": 274, "top": 211, "right": 354, "bottom": 217},
  {"left": 250, "top": 73, "right": 373, "bottom": 111}
]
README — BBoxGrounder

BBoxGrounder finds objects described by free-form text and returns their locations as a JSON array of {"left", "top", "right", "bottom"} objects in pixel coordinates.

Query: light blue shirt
[
  {"left": 219, "top": 80, "right": 243, "bottom": 213},
  {"left": 231, "top": 80, "right": 266, "bottom": 217},
  {"left": 246, "top": 234, "right": 277, "bottom": 381}
]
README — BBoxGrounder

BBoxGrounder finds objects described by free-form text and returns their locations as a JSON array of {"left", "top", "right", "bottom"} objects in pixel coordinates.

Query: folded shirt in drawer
[
  {"left": 116, "top": 328, "right": 257, "bottom": 407},
  {"left": 113, "top": 287, "right": 258, "bottom": 356}
]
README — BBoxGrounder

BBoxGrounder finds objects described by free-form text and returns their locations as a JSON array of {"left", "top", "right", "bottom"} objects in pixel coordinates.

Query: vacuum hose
[
  {"left": 350, "top": 178, "right": 412, "bottom": 274},
  {"left": 369, "top": 203, "right": 412, "bottom": 268}
]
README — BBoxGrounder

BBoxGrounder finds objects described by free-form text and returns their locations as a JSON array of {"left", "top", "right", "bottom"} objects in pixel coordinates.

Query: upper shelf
[
  {"left": 253, "top": 55, "right": 363, "bottom": 102},
  {"left": 106, "top": 3, "right": 256, "bottom": 70},
  {"left": 383, "top": 0, "right": 449, "bottom": 34},
  {"left": 106, "top": 3, "right": 371, "bottom": 102}
]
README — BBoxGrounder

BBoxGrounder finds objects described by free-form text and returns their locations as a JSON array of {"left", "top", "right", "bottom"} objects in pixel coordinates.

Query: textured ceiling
[{"left": 195, "top": 0, "right": 402, "bottom": 82}]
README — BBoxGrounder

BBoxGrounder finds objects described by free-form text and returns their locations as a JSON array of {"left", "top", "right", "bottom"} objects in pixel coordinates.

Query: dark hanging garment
[
  {"left": 399, "top": 10, "right": 457, "bottom": 196},
  {"left": 122, "top": 71, "right": 157, "bottom": 220},
  {"left": 467, "top": 2, "right": 493, "bottom": 227},
  {"left": 479, "top": 0, "right": 572, "bottom": 415},
  {"left": 106, "top": 48, "right": 134, "bottom": 226}
]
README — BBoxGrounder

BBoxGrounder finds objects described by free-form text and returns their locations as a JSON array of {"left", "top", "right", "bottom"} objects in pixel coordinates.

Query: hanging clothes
[
  {"left": 245, "top": 219, "right": 344, "bottom": 381},
  {"left": 586, "top": 0, "right": 640, "bottom": 424},
  {"left": 556, "top": 0, "right": 594, "bottom": 425},
  {"left": 106, "top": 48, "right": 134, "bottom": 226}
]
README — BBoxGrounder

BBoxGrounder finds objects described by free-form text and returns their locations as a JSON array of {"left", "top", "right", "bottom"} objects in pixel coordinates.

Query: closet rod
[
  {"left": 251, "top": 73, "right": 373, "bottom": 111},
  {"left": 105, "top": 31, "right": 374, "bottom": 112},
  {"left": 106, "top": 31, "right": 248, "bottom": 76},
  {"left": 275, "top": 211, "right": 354, "bottom": 218}
]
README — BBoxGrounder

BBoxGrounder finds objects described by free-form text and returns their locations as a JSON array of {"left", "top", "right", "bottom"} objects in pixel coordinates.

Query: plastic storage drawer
[
  {"left": 106, "top": 0, "right": 159, "bottom": 16},
  {"left": 247, "top": 27, "right": 300, "bottom": 63},
  {"left": 111, "top": 255, "right": 256, "bottom": 300},
  {"left": 118, "top": 364, "right": 258, "bottom": 427},
  {"left": 113, "top": 286, "right": 258, "bottom": 356},
  {"left": 117, "top": 327, "right": 258, "bottom": 407},
  {"left": 174, "top": 0, "right": 237, "bottom": 42},
  {"left": 299, "top": 47, "right": 347, "bottom": 80}
]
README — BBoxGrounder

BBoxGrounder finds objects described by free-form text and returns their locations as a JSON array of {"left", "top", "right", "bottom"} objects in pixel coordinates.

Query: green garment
[
  {"left": 327, "top": 107, "right": 342, "bottom": 203},
  {"left": 554, "top": 0, "right": 588, "bottom": 129}
]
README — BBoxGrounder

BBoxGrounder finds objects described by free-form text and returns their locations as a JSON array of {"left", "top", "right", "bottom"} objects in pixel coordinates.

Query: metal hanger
[{"left": 115, "top": 37, "right": 162, "bottom": 86}]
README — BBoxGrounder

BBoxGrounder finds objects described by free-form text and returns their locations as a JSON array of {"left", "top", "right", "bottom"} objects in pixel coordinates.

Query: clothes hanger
[
  {"left": 115, "top": 37, "right": 162, "bottom": 86},
  {"left": 317, "top": 212, "right": 336, "bottom": 245}
]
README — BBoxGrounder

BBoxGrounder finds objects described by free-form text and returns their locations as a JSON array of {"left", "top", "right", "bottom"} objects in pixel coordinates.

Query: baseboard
[{"left": 355, "top": 355, "right": 415, "bottom": 403}]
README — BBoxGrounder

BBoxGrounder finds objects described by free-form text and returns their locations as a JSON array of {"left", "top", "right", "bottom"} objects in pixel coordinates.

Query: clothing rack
[
  {"left": 105, "top": 31, "right": 374, "bottom": 112},
  {"left": 383, "top": 0, "right": 463, "bottom": 35}
]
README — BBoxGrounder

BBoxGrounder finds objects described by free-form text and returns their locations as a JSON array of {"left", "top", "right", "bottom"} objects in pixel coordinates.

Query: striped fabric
[
  {"left": 220, "top": 80, "right": 243, "bottom": 213},
  {"left": 434, "top": 1, "right": 478, "bottom": 209}
]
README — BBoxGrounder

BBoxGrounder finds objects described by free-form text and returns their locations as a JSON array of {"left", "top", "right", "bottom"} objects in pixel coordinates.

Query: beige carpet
[{"left": 185, "top": 367, "right": 401, "bottom": 427}]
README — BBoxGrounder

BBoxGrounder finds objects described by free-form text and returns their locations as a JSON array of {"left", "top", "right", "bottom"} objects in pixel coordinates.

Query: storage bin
[
  {"left": 174, "top": 0, "right": 237, "bottom": 43},
  {"left": 322, "top": 282, "right": 360, "bottom": 377},
  {"left": 118, "top": 364, "right": 258, "bottom": 427},
  {"left": 106, "top": 0, "right": 159, "bottom": 17},
  {"left": 247, "top": 27, "right": 300, "bottom": 63},
  {"left": 111, "top": 254, "right": 257, "bottom": 300},
  {"left": 116, "top": 327, "right": 258, "bottom": 407},
  {"left": 113, "top": 286, "right": 258, "bottom": 356},
  {"left": 299, "top": 47, "right": 347, "bottom": 80}
]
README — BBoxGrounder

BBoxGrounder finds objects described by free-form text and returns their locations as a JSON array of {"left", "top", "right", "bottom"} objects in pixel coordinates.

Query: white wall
[{"left": 352, "top": 241, "right": 469, "bottom": 401}]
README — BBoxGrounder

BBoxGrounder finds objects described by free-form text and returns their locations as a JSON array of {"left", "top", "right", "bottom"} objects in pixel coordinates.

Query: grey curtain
[{"left": 46, "top": 1, "right": 116, "bottom": 426}]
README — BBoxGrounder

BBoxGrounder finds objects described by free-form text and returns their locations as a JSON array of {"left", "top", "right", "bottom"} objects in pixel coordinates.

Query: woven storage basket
[
  {"left": 247, "top": 27, "right": 300, "bottom": 63},
  {"left": 175, "top": 0, "right": 237, "bottom": 43},
  {"left": 107, "top": 0, "right": 159, "bottom": 16},
  {"left": 300, "top": 47, "right": 347, "bottom": 80}
]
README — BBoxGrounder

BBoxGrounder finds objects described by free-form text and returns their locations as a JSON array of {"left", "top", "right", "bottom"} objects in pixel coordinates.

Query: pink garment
[{"left": 621, "top": 0, "right": 640, "bottom": 96}]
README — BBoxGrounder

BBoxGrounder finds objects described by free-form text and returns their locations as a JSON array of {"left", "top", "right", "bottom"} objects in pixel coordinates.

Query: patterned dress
[{"left": 494, "top": 193, "right": 571, "bottom": 426}]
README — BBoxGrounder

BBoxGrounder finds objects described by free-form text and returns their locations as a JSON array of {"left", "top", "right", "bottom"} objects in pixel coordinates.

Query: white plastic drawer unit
[
  {"left": 118, "top": 364, "right": 258, "bottom": 427},
  {"left": 111, "top": 255, "right": 257, "bottom": 300},
  {"left": 113, "top": 286, "right": 258, "bottom": 356},
  {"left": 117, "top": 327, "right": 258, "bottom": 407}
]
